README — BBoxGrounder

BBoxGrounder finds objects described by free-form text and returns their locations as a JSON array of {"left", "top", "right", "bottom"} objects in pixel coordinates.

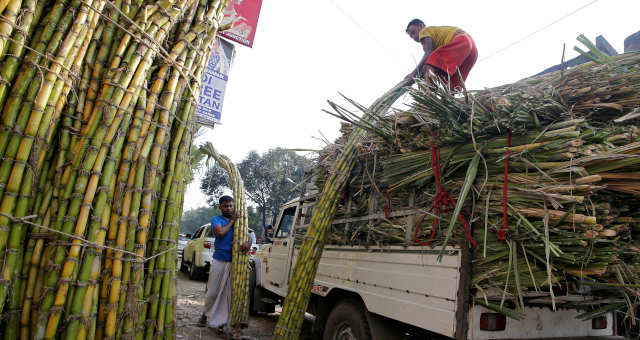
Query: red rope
[
  {"left": 384, "top": 191, "right": 391, "bottom": 219},
  {"left": 498, "top": 131, "right": 512, "bottom": 242},
  {"left": 414, "top": 141, "right": 477, "bottom": 246}
]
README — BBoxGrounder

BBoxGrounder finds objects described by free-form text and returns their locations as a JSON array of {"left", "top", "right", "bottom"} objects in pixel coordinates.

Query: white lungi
[{"left": 203, "top": 258, "right": 232, "bottom": 328}]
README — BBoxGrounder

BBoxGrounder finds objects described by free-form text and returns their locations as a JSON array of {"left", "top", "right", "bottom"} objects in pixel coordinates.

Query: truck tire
[
  {"left": 322, "top": 299, "right": 371, "bottom": 340},
  {"left": 179, "top": 250, "right": 188, "bottom": 273},
  {"left": 249, "top": 263, "right": 257, "bottom": 315},
  {"left": 249, "top": 262, "right": 275, "bottom": 315},
  {"left": 189, "top": 254, "right": 199, "bottom": 280}
]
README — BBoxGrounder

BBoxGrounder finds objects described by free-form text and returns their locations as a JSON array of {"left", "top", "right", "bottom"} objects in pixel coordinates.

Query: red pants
[{"left": 425, "top": 33, "right": 478, "bottom": 90}]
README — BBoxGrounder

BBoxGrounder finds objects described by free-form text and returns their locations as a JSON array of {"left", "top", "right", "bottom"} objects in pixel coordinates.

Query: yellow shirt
[{"left": 418, "top": 26, "right": 460, "bottom": 48}]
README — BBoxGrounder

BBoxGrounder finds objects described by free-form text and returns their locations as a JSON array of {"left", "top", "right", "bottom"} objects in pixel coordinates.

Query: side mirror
[{"left": 186, "top": 234, "right": 192, "bottom": 239}]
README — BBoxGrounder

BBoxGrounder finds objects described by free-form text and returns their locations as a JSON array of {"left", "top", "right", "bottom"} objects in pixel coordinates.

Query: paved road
[{"left": 176, "top": 270, "right": 313, "bottom": 339}]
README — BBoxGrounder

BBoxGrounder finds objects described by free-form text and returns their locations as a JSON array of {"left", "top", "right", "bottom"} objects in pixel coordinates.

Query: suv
[{"left": 180, "top": 223, "right": 215, "bottom": 280}]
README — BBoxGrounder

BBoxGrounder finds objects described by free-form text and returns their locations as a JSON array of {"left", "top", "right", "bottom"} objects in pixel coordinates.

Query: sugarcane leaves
[
  {"left": 200, "top": 159, "right": 230, "bottom": 204},
  {"left": 574, "top": 34, "right": 617, "bottom": 67},
  {"left": 512, "top": 241, "right": 525, "bottom": 310},
  {"left": 324, "top": 94, "right": 394, "bottom": 141},
  {"left": 483, "top": 190, "right": 491, "bottom": 258},
  {"left": 576, "top": 302, "right": 626, "bottom": 321},
  {"left": 437, "top": 153, "right": 480, "bottom": 261},
  {"left": 474, "top": 298, "right": 525, "bottom": 320}
]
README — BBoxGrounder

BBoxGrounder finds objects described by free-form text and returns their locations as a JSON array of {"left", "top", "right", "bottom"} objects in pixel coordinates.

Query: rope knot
[{"left": 414, "top": 136, "right": 476, "bottom": 246}]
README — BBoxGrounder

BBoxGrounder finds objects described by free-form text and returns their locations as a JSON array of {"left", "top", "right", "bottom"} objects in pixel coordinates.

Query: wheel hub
[{"left": 334, "top": 322, "right": 358, "bottom": 340}]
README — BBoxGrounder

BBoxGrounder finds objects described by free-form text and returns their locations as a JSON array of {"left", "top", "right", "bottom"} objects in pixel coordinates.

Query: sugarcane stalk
[
  {"left": 0, "top": 0, "right": 75, "bottom": 198},
  {"left": 138, "top": 2, "right": 227, "bottom": 337},
  {"left": 2, "top": 168, "right": 33, "bottom": 340},
  {"left": 0, "top": 0, "right": 21, "bottom": 59},
  {"left": 274, "top": 82, "right": 407, "bottom": 339},
  {"left": 156, "top": 121, "right": 191, "bottom": 338},
  {"left": 0, "top": 0, "right": 43, "bottom": 111},
  {"left": 58, "top": 83, "right": 138, "bottom": 340},
  {"left": 205, "top": 145, "right": 251, "bottom": 328},
  {"left": 0, "top": 0, "right": 95, "bottom": 317}
]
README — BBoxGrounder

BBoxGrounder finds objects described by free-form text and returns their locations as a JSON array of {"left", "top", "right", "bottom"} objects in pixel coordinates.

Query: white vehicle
[
  {"left": 180, "top": 223, "right": 259, "bottom": 280},
  {"left": 250, "top": 193, "right": 620, "bottom": 340},
  {"left": 177, "top": 234, "right": 189, "bottom": 255},
  {"left": 180, "top": 223, "right": 215, "bottom": 280}
]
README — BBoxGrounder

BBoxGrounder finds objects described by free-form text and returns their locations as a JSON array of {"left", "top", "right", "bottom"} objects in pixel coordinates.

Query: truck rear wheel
[
  {"left": 322, "top": 299, "right": 371, "bottom": 340},
  {"left": 249, "top": 262, "right": 275, "bottom": 315}
]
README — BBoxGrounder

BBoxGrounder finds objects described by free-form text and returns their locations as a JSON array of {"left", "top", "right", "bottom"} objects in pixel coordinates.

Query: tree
[
  {"left": 239, "top": 148, "right": 308, "bottom": 227},
  {"left": 180, "top": 206, "right": 220, "bottom": 235},
  {"left": 181, "top": 205, "right": 262, "bottom": 237},
  {"left": 247, "top": 206, "right": 262, "bottom": 237},
  {"left": 200, "top": 162, "right": 230, "bottom": 205},
  {"left": 200, "top": 148, "right": 310, "bottom": 229}
]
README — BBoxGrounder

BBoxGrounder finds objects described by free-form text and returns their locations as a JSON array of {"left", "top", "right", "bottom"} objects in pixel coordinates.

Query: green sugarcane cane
[{"left": 274, "top": 82, "right": 407, "bottom": 339}]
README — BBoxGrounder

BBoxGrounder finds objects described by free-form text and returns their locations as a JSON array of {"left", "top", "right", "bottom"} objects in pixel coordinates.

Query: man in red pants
[{"left": 404, "top": 19, "right": 478, "bottom": 91}]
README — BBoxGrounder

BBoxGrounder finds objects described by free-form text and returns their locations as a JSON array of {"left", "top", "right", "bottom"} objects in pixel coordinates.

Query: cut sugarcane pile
[
  {"left": 310, "top": 50, "right": 640, "bottom": 319},
  {"left": 0, "top": 0, "right": 229, "bottom": 339}
]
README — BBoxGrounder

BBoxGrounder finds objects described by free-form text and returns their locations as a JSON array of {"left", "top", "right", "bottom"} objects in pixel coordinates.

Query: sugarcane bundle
[
  {"left": 312, "top": 46, "right": 640, "bottom": 320},
  {"left": 274, "top": 82, "right": 407, "bottom": 340},
  {"left": 0, "top": 0, "right": 230, "bottom": 338},
  {"left": 203, "top": 144, "right": 250, "bottom": 329}
]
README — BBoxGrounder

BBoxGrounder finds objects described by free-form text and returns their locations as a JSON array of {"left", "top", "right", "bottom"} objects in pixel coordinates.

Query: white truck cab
[{"left": 250, "top": 194, "right": 620, "bottom": 340}]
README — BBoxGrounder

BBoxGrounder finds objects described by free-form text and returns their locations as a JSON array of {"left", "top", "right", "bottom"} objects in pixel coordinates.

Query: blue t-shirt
[{"left": 211, "top": 215, "right": 234, "bottom": 262}]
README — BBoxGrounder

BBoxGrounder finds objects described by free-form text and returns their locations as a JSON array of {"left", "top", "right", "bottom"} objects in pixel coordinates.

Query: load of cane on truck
[{"left": 304, "top": 46, "right": 640, "bottom": 322}]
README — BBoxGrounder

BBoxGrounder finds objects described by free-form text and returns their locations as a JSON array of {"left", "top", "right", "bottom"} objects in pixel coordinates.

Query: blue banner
[{"left": 195, "top": 37, "right": 235, "bottom": 126}]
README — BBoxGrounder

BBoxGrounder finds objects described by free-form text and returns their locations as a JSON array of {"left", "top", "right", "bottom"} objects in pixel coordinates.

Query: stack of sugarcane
[
  {"left": 204, "top": 144, "right": 250, "bottom": 329},
  {"left": 0, "top": 0, "right": 230, "bottom": 338},
  {"left": 274, "top": 82, "right": 407, "bottom": 340},
  {"left": 310, "top": 44, "right": 640, "bottom": 321}
]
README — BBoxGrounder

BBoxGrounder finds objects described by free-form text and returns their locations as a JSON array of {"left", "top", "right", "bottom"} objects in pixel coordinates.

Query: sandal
[{"left": 196, "top": 314, "right": 207, "bottom": 327}]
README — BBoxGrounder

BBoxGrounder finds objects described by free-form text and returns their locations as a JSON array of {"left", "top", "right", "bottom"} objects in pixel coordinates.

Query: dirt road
[{"left": 176, "top": 270, "right": 313, "bottom": 340}]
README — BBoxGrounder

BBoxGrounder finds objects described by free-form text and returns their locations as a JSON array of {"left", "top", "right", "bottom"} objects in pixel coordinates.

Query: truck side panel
[{"left": 295, "top": 246, "right": 462, "bottom": 339}]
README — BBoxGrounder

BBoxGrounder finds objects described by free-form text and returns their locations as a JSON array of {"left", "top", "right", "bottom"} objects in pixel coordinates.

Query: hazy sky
[{"left": 184, "top": 0, "right": 640, "bottom": 210}]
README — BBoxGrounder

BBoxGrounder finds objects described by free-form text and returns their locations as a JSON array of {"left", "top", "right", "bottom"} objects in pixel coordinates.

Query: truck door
[{"left": 265, "top": 206, "right": 297, "bottom": 291}]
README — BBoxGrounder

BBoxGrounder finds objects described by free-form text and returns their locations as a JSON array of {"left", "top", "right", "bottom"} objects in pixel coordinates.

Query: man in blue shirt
[{"left": 200, "top": 195, "right": 251, "bottom": 330}]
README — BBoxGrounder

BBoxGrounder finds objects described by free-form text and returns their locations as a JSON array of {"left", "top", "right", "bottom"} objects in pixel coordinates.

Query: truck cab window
[
  {"left": 303, "top": 206, "right": 313, "bottom": 225},
  {"left": 276, "top": 207, "right": 296, "bottom": 238}
]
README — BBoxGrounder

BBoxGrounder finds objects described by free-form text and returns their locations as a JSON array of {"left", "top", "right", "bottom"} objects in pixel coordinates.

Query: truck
[{"left": 249, "top": 190, "right": 621, "bottom": 340}]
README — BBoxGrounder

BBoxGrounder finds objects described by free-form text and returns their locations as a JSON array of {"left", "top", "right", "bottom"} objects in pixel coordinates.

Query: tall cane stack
[
  {"left": 0, "top": 0, "right": 230, "bottom": 338},
  {"left": 305, "top": 49, "right": 640, "bottom": 323},
  {"left": 273, "top": 82, "right": 407, "bottom": 340},
  {"left": 205, "top": 145, "right": 250, "bottom": 329}
]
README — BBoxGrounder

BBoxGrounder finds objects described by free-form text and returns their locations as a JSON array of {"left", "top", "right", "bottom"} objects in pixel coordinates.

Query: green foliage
[
  {"left": 247, "top": 206, "right": 263, "bottom": 237},
  {"left": 200, "top": 148, "right": 310, "bottom": 228},
  {"left": 199, "top": 161, "right": 229, "bottom": 205},
  {"left": 181, "top": 205, "right": 262, "bottom": 237},
  {"left": 180, "top": 206, "right": 219, "bottom": 235}
]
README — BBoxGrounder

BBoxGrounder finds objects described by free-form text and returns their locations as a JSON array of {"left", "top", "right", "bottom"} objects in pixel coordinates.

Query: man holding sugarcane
[
  {"left": 199, "top": 195, "right": 251, "bottom": 330},
  {"left": 404, "top": 19, "right": 478, "bottom": 91}
]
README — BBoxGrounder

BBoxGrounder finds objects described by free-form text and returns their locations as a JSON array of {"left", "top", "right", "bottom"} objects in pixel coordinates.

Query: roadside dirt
[{"left": 176, "top": 270, "right": 313, "bottom": 340}]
